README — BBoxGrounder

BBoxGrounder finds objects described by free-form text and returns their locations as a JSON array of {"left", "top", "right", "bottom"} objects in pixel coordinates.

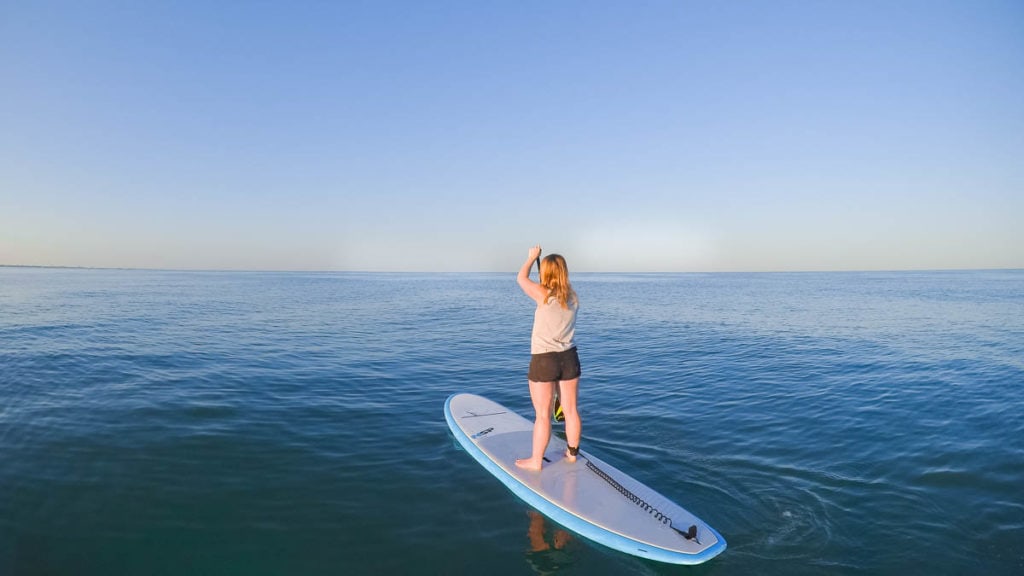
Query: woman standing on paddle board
[{"left": 515, "top": 245, "right": 582, "bottom": 471}]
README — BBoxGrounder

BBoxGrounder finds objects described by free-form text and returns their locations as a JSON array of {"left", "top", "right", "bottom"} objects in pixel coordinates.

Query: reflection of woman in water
[
  {"left": 527, "top": 510, "right": 571, "bottom": 552},
  {"left": 525, "top": 510, "right": 573, "bottom": 574}
]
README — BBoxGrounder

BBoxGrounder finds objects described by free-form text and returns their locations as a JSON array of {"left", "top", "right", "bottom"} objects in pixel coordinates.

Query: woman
[{"left": 515, "top": 245, "right": 582, "bottom": 472}]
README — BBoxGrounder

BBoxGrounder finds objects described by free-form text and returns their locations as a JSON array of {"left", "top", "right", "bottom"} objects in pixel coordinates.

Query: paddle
[{"left": 535, "top": 252, "right": 566, "bottom": 423}]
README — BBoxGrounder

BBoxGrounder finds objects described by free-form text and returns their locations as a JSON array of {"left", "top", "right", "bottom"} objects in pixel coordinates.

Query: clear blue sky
[{"left": 2, "top": 1, "right": 1022, "bottom": 272}]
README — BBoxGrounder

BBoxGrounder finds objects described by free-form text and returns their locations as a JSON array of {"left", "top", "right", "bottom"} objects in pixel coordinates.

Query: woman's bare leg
[
  {"left": 557, "top": 378, "right": 581, "bottom": 461},
  {"left": 516, "top": 380, "right": 554, "bottom": 471}
]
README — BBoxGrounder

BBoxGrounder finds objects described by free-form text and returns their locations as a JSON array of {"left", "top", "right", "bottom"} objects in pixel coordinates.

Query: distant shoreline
[{"left": 1, "top": 264, "right": 99, "bottom": 270}]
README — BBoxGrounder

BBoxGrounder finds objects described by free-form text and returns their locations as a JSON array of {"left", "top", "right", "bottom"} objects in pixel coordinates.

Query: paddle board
[{"left": 444, "top": 392, "right": 726, "bottom": 565}]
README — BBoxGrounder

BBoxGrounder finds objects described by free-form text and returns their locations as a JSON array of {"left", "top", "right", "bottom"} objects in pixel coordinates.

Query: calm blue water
[{"left": 2, "top": 267, "right": 1022, "bottom": 575}]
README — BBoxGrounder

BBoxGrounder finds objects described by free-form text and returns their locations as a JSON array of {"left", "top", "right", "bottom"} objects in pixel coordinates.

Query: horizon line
[{"left": 2, "top": 263, "right": 1022, "bottom": 275}]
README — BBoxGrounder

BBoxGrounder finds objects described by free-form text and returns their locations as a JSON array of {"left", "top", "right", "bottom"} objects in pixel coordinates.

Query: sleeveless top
[{"left": 531, "top": 296, "right": 578, "bottom": 354}]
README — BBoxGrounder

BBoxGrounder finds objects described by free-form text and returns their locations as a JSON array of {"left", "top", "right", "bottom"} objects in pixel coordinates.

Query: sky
[{"left": 2, "top": 1, "right": 1022, "bottom": 272}]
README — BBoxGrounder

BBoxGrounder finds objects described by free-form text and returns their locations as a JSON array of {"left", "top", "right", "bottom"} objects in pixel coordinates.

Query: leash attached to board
[{"left": 584, "top": 457, "right": 700, "bottom": 543}]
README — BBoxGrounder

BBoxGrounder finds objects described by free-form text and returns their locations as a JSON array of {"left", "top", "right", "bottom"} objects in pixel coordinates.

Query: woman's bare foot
[
  {"left": 516, "top": 458, "right": 543, "bottom": 471},
  {"left": 564, "top": 449, "right": 577, "bottom": 463}
]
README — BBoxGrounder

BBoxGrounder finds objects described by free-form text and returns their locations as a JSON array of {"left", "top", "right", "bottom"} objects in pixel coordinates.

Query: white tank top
[{"left": 531, "top": 297, "right": 577, "bottom": 354}]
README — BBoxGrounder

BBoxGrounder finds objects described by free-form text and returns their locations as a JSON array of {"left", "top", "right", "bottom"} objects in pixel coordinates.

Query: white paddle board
[{"left": 444, "top": 392, "right": 726, "bottom": 565}]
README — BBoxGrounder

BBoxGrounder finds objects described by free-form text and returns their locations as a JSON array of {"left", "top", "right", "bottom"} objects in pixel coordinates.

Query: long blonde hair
[{"left": 540, "top": 254, "right": 577, "bottom": 309}]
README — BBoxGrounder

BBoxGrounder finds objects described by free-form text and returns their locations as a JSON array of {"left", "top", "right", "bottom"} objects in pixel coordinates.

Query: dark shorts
[{"left": 528, "top": 347, "right": 581, "bottom": 382}]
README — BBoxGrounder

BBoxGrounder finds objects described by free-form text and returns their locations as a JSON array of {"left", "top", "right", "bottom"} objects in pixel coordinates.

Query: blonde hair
[{"left": 540, "top": 254, "right": 577, "bottom": 309}]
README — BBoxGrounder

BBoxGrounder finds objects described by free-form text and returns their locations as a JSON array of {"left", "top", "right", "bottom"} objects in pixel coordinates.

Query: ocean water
[{"left": 1, "top": 267, "right": 1022, "bottom": 575}]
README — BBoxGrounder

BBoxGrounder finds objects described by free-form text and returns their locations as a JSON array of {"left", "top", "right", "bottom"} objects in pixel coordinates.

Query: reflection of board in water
[{"left": 445, "top": 392, "right": 727, "bottom": 565}]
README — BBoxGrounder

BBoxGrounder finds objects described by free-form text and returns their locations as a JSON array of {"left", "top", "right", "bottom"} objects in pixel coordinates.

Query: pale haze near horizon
[{"left": 2, "top": 1, "right": 1022, "bottom": 273}]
